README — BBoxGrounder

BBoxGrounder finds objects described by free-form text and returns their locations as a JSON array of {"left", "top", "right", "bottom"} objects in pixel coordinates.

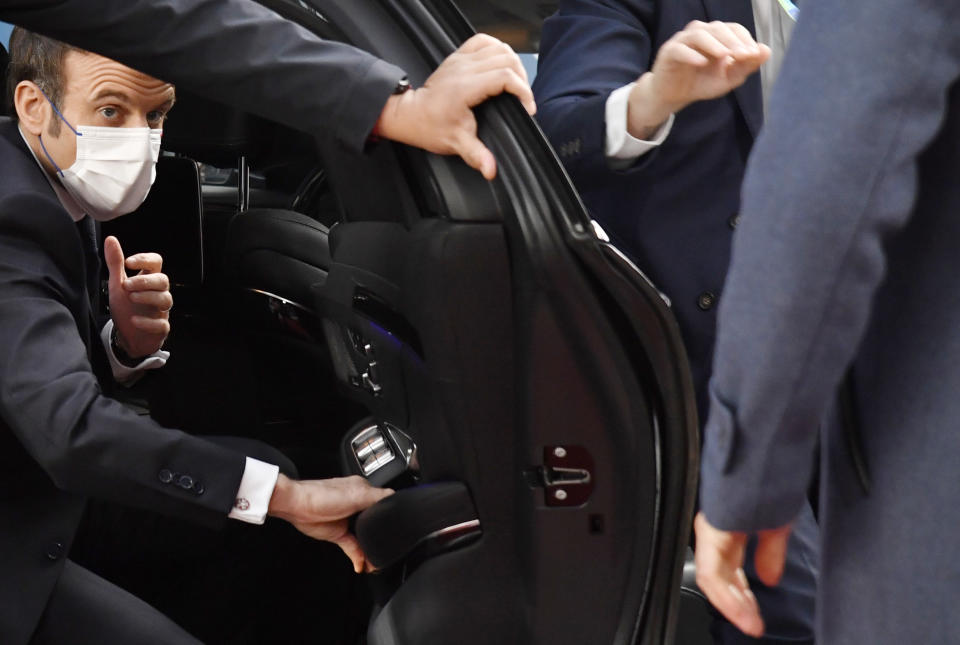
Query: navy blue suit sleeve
[
  {"left": 700, "top": 0, "right": 960, "bottom": 531},
  {"left": 533, "top": 0, "right": 657, "bottom": 181},
  {"left": 0, "top": 0, "right": 405, "bottom": 151},
  {"left": 0, "top": 193, "right": 247, "bottom": 527}
]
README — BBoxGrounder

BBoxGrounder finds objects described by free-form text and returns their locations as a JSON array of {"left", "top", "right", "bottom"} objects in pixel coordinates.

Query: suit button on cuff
[
  {"left": 177, "top": 475, "right": 195, "bottom": 490},
  {"left": 46, "top": 542, "right": 64, "bottom": 561},
  {"left": 697, "top": 292, "right": 716, "bottom": 311},
  {"left": 158, "top": 469, "right": 174, "bottom": 484},
  {"left": 728, "top": 214, "right": 740, "bottom": 230},
  {"left": 193, "top": 482, "right": 205, "bottom": 495}
]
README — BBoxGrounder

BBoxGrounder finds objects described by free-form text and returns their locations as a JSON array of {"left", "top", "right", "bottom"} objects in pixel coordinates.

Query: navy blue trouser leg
[{"left": 30, "top": 560, "right": 203, "bottom": 645}]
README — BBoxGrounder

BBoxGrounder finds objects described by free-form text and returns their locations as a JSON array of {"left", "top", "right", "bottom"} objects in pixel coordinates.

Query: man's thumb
[
  {"left": 754, "top": 526, "right": 791, "bottom": 587},
  {"left": 104, "top": 236, "right": 126, "bottom": 285},
  {"left": 335, "top": 533, "right": 368, "bottom": 574},
  {"left": 459, "top": 138, "right": 497, "bottom": 180}
]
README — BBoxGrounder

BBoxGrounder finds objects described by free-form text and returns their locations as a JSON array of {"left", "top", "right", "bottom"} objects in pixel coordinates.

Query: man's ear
[{"left": 14, "top": 81, "right": 48, "bottom": 136}]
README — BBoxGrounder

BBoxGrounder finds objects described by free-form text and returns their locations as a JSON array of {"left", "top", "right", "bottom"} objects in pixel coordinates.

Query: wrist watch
[
  {"left": 111, "top": 325, "right": 143, "bottom": 368},
  {"left": 393, "top": 76, "right": 412, "bottom": 95},
  {"left": 369, "top": 78, "right": 412, "bottom": 142}
]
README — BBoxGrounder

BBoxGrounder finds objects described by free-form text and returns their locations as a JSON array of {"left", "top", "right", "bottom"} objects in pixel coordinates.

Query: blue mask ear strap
[
  {"left": 38, "top": 134, "right": 65, "bottom": 177},
  {"left": 37, "top": 86, "right": 82, "bottom": 137}
]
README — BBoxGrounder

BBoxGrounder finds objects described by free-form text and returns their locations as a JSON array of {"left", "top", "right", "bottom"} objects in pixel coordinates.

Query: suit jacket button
[
  {"left": 177, "top": 475, "right": 195, "bottom": 490},
  {"left": 46, "top": 542, "right": 64, "bottom": 561},
  {"left": 728, "top": 214, "right": 740, "bottom": 230},
  {"left": 158, "top": 469, "right": 174, "bottom": 484},
  {"left": 697, "top": 292, "right": 716, "bottom": 311}
]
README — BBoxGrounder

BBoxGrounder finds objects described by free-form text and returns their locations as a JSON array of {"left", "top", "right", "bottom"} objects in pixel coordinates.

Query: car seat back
[
  {"left": 160, "top": 90, "right": 275, "bottom": 170},
  {"left": 222, "top": 208, "right": 331, "bottom": 307}
]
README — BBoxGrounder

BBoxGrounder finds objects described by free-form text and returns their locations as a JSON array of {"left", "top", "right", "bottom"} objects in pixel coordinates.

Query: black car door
[{"left": 284, "top": 1, "right": 701, "bottom": 642}]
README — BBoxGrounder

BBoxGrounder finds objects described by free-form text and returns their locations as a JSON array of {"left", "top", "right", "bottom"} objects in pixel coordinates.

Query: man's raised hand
[
  {"left": 627, "top": 21, "right": 771, "bottom": 139},
  {"left": 105, "top": 235, "right": 171, "bottom": 358}
]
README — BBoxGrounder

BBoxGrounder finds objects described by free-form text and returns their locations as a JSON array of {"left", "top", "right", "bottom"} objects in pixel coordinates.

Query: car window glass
[
  {"left": 453, "top": 1, "right": 555, "bottom": 82},
  {"left": 195, "top": 157, "right": 333, "bottom": 225},
  {"left": 199, "top": 164, "right": 265, "bottom": 189}
]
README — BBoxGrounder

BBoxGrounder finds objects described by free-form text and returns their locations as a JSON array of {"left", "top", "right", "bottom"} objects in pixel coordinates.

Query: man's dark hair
[{"left": 6, "top": 27, "right": 79, "bottom": 135}]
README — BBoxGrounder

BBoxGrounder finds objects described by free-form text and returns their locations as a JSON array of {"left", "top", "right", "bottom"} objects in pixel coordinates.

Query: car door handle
[{"left": 355, "top": 482, "right": 480, "bottom": 570}]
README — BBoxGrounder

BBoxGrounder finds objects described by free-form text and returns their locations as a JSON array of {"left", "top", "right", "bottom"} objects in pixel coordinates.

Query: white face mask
[{"left": 39, "top": 97, "right": 162, "bottom": 222}]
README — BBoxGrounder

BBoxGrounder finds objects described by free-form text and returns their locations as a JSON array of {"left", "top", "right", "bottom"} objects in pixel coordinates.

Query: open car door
[{"left": 300, "top": 0, "right": 702, "bottom": 642}]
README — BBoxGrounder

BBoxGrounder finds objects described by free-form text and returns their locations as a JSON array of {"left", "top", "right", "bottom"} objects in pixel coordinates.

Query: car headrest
[
  {"left": 101, "top": 156, "right": 204, "bottom": 287},
  {"left": 0, "top": 43, "right": 9, "bottom": 117},
  {"left": 161, "top": 89, "right": 276, "bottom": 168}
]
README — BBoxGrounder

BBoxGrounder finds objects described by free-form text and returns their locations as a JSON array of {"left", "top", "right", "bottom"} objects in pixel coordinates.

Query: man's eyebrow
[{"left": 90, "top": 89, "right": 133, "bottom": 104}]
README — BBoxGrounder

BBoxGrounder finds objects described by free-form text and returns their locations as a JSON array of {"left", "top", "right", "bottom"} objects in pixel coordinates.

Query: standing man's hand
[
  {"left": 374, "top": 33, "right": 537, "bottom": 180},
  {"left": 105, "top": 235, "right": 172, "bottom": 358},
  {"left": 268, "top": 474, "right": 394, "bottom": 573},
  {"left": 627, "top": 21, "right": 771, "bottom": 139},
  {"left": 693, "top": 512, "right": 792, "bottom": 639}
]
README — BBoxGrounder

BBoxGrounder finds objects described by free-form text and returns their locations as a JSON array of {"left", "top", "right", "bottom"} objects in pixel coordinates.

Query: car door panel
[{"left": 290, "top": 0, "right": 701, "bottom": 642}]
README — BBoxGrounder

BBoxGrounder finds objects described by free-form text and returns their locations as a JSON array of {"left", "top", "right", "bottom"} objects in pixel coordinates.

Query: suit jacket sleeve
[
  {"left": 532, "top": 0, "right": 657, "bottom": 181},
  {"left": 0, "top": 0, "right": 405, "bottom": 152},
  {"left": 0, "top": 192, "right": 247, "bottom": 527},
  {"left": 699, "top": 0, "right": 960, "bottom": 531}
]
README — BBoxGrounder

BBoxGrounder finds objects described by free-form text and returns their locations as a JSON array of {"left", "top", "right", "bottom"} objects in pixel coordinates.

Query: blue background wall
[{"left": 0, "top": 22, "right": 12, "bottom": 49}]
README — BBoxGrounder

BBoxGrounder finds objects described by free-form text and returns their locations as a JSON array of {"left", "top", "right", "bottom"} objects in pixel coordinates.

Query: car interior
[{"left": 1, "top": 0, "right": 718, "bottom": 642}]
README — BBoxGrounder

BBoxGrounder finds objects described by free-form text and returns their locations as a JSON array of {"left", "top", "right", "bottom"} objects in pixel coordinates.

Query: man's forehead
[{"left": 64, "top": 50, "right": 174, "bottom": 101}]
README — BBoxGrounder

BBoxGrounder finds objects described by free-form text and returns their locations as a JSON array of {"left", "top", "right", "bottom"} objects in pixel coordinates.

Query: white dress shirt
[
  {"left": 605, "top": 0, "right": 796, "bottom": 162},
  {"left": 18, "top": 125, "right": 278, "bottom": 524}
]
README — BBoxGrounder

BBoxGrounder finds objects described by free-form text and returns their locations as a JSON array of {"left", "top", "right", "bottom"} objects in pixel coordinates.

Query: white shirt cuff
[
  {"left": 605, "top": 82, "right": 675, "bottom": 165},
  {"left": 228, "top": 457, "right": 280, "bottom": 525},
  {"left": 100, "top": 319, "right": 170, "bottom": 385}
]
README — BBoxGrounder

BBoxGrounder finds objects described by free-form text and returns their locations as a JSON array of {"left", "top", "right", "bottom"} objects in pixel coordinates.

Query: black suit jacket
[
  {"left": 0, "top": 0, "right": 405, "bottom": 152},
  {"left": 0, "top": 118, "right": 246, "bottom": 645}
]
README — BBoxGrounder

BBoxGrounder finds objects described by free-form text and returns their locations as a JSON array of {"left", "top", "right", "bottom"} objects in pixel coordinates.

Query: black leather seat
[
  {"left": 223, "top": 208, "right": 331, "bottom": 307},
  {"left": 161, "top": 90, "right": 275, "bottom": 169},
  {"left": 160, "top": 89, "right": 332, "bottom": 307}
]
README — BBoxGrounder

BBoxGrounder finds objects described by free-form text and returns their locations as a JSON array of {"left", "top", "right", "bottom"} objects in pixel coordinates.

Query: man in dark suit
[
  {"left": 0, "top": 0, "right": 536, "bottom": 180},
  {"left": 533, "top": 1, "right": 817, "bottom": 643},
  {"left": 0, "top": 30, "right": 394, "bottom": 645},
  {"left": 694, "top": 0, "right": 960, "bottom": 642}
]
